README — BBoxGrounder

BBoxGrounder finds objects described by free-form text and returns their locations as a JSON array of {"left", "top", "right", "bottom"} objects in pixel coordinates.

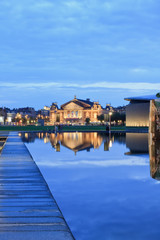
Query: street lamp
[{"left": 109, "top": 111, "right": 112, "bottom": 133}]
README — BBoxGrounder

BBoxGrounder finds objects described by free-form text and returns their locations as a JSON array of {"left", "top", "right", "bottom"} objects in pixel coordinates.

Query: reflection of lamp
[
  {"left": 109, "top": 111, "right": 112, "bottom": 133},
  {"left": 109, "top": 140, "right": 112, "bottom": 148}
]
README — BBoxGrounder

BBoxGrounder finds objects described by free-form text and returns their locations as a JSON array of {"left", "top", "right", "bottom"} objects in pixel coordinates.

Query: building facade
[
  {"left": 50, "top": 97, "right": 103, "bottom": 124},
  {"left": 125, "top": 95, "right": 158, "bottom": 127}
]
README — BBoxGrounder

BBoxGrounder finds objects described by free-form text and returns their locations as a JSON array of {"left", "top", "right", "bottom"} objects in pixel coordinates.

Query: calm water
[{"left": 20, "top": 132, "right": 160, "bottom": 240}]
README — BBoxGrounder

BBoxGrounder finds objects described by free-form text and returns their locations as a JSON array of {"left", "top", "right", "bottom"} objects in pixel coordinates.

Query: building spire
[{"left": 74, "top": 95, "right": 76, "bottom": 99}]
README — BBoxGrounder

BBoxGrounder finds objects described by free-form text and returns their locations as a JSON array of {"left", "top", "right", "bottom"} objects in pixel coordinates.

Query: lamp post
[{"left": 109, "top": 111, "right": 112, "bottom": 133}]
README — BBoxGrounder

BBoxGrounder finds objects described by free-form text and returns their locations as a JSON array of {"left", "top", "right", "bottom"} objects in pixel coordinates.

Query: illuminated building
[
  {"left": 50, "top": 96, "right": 103, "bottom": 124},
  {"left": 125, "top": 95, "right": 158, "bottom": 127}
]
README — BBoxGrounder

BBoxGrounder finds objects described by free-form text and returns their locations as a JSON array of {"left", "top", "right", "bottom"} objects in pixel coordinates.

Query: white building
[
  {"left": 6, "top": 112, "right": 16, "bottom": 124},
  {"left": 125, "top": 95, "right": 158, "bottom": 127},
  {"left": 0, "top": 116, "right": 4, "bottom": 124}
]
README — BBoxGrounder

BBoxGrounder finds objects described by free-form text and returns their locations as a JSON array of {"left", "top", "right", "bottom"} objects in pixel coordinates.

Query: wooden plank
[{"left": 0, "top": 132, "right": 74, "bottom": 240}]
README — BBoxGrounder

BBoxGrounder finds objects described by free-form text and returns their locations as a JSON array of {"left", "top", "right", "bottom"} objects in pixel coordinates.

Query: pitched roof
[
  {"left": 50, "top": 103, "right": 59, "bottom": 110},
  {"left": 77, "top": 98, "right": 94, "bottom": 107},
  {"left": 61, "top": 98, "right": 94, "bottom": 109}
]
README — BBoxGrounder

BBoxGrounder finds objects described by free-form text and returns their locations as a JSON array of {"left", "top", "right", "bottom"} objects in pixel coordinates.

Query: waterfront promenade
[
  {"left": 0, "top": 125, "right": 149, "bottom": 133},
  {"left": 0, "top": 132, "right": 74, "bottom": 240}
]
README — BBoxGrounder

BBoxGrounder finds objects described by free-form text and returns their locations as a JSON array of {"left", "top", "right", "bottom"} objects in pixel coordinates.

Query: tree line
[{"left": 86, "top": 112, "right": 126, "bottom": 125}]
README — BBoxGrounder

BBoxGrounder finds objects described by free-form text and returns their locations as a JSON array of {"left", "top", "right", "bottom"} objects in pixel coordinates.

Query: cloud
[
  {"left": 37, "top": 156, "right": 148, "bottom": 167},
  {"left": 0, "top": 0, "right": 160, "bottom": 107},
  {"left": 0, "top": 81, "right": 160, "bottom": 91},
  {"left": 131, "top": 68, "right": 148, "bottom": 73}
]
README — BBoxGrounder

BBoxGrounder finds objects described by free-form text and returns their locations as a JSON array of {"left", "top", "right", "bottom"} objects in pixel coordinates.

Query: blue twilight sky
[{"left": 0, "top": 0, "right": 160, "bottom": 109}]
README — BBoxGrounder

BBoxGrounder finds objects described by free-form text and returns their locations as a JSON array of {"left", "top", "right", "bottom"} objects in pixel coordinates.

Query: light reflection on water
[{"left": 20, "top": 132, "right": 160, "bottom": 240}]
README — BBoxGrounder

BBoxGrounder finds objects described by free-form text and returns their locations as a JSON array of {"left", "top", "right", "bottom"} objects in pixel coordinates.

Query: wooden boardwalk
[{"left": 0, "top": 132, "right": 74, "bottom": 240}]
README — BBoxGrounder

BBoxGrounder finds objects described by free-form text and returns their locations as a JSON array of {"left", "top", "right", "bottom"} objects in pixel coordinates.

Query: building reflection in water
[
  {"left": 104, "top": 134, "right": 113, "bottom": 151},
  {"left": 19, "top": 132, "right": 50, "bottom": 144},
  {"left": 125, "top": 133, "right": 149, "bottom": 155},
  {"left": 50, "top": 132, "right": 104, "bottom": 154},
  {"left": 18, "top": 131, "right": 160, "bottom": 181},
  {"left": 19, "top": 132, "right": 123, "bottom": 154},
  {"left": 21, "top": 132, "right": 152, "bottom": 156},
  {"left": 124, "top": 132, "right": 160, "bottom": 181}
]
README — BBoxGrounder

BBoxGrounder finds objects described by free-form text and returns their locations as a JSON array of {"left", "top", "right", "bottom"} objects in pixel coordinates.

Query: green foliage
[
  {"left": 12, "top": 118, "right": 16, "bottom": 123},
  {"left": 29, "top": 117, "right": 36, "bottom": 124},
  {"left": 97, "top": 114, "right": 104, "bottom": 122},
  {"left": 22, "top": 118, "right": 27, "bottom": 125},
  {"left": 156, "top": 93, "right": 160, "bottom": 98},
  {"left": 85, "top": 117, "right": 90, "bottom": 124},
  {"left": 15, "top": 117, "right": 21, "bottom": 123},
  {"left": 111, "top": 112, "right": 126, "bottom": 124},
  {"left": 0, "top": 125, "right": 126, "bottom": 132},
  {"left": 104, "top": 114, "right": 109, "bottom": 122}
]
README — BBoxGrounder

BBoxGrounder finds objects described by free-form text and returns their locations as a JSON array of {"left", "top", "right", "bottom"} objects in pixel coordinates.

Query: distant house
[
  {"left": 124, "top": 95, "right": 158, "bottom": 127},
  {"left": 0, "top": 108, "right": 6, "bottom": 125},
  {"left": 50, "top": 96, "right": 103, "bottom": 124},
  {"left": 6, "top": 112, "right": 16, "bottom": 123},
  {"left": 0, "top": 116, "right": 4, "bottom": 124},
  {"left": 105, "top": 104, "right": 113, "bottom": 113}
]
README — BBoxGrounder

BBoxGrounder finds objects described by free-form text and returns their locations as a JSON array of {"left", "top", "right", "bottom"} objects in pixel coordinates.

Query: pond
[{"left": 20, "top": 132, "right": 160, "bottom": 240}]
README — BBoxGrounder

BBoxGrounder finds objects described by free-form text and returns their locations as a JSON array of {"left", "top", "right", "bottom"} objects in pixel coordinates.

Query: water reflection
[
  {"left": 19, "top": 131, "right": 160, "bottom": 239},
  {"left": 19, "top": 132, "right": 148, "bottom": 155},
  {"left": 19, "top": 131, "right": 160, "bottom": 182},
  {"left": 20, "top": 132, "right": 149, "bottom": 155},
  {"left": 125, "top": 133, "right": 149, "bottom": 155},
  {"left": 19, "top": 132, "right": 124, "bottom": 154}
]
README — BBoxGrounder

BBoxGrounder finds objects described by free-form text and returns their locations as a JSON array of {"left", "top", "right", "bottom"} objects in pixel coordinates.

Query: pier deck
[{"left": 0, "top": 132, "right": 74, "bottom": 240}]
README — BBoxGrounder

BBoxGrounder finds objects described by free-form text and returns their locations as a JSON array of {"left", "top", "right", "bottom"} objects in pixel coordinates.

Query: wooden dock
[{"left": 0, "top": 132, "right": 74, "bottom": 240}]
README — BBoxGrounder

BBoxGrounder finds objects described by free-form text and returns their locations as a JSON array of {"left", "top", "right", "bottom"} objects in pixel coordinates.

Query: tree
[
  {"left": 97, "top": 114, "right": 104, "bottom": 122},
  {"left": 15, "top": 117, "right": 21, "bottom": 123},
  {"left": 29, "top": 116, "right": 36, "bottom": 124},
  {"left": 85, "top": 117, "right": 90, "bottom": 124},
  {"left": 120, "top": 113, "right": 126, "bottom": 125},
  {"left": 111, "top": 112, "right": 126, "bottom": 125},
  {"left": 156, "top": 92, "right": 160, "bottom": 98},
  {"left": 12, "top": 118, "right": 16, "bottom": 123},
  {"left": 22, "top": 118, "right": 27, "bottom": 125},
  {"left": 44, "top": 116, "right": 50, "bottom": 123}
]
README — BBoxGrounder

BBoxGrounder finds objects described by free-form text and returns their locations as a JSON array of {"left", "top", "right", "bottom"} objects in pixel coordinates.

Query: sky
[{"left": 0, "top": 0, "right": 160, "bottom": 109}]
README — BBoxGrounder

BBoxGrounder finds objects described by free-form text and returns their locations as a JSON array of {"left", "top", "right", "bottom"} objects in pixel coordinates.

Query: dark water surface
[{"left": 20, "top": 132, "right": 160, "bottom": 240}]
